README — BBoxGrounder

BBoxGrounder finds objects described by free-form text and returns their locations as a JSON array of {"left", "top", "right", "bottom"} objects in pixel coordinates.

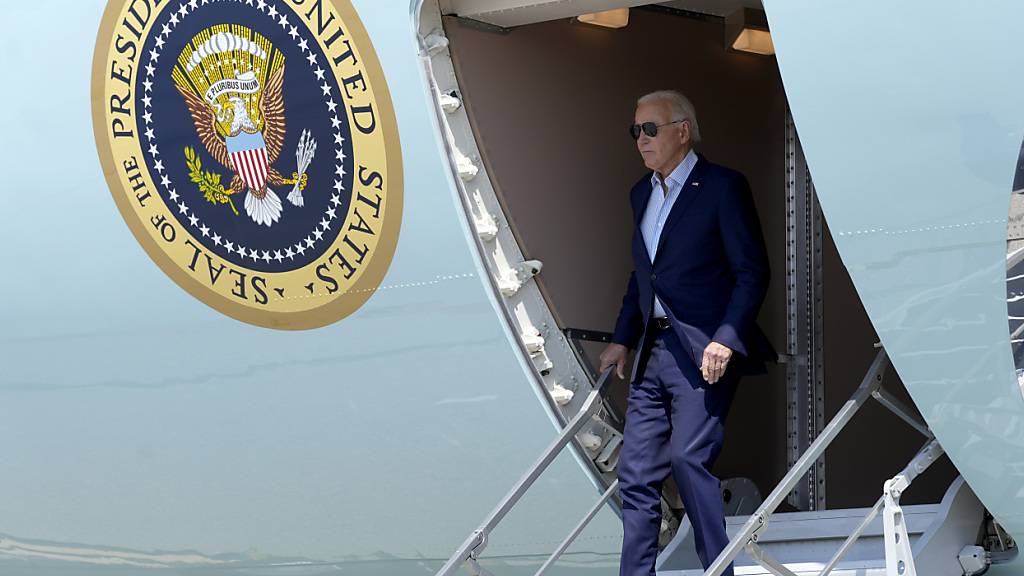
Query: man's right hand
[{"left": 599, "top": 343, "right": 629, "bottom": 380}]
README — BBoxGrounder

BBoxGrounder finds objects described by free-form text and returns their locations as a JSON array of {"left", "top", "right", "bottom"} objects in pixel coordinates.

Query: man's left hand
[{"left": 701, "top": 342, "right": 733, "bottom": 384}]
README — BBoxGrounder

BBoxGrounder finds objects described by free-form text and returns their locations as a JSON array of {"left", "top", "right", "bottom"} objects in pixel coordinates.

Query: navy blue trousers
[{"left": 618, "top": 331, "right": 738, "bottom": 576}]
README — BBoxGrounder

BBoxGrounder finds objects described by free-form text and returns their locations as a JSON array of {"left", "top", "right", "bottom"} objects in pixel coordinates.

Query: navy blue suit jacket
[{"left": 611, "top": 154, "right": 776, "bottom": 377}]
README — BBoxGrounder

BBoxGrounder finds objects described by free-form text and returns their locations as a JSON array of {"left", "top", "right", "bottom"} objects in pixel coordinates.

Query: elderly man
[{"left": 600, "top": 90, "right": 775, "bottom": 576}]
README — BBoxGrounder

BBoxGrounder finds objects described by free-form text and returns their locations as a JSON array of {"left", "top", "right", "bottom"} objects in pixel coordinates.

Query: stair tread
[
  {"left": 659, "top": 558, "right": 889, "bottom": 576},
  {"left": 720, "top": 505, "right": 939, "bottom": 541}
]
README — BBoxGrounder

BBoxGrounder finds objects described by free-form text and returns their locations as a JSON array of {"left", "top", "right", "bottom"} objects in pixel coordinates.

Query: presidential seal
[{"left": 92, "top": 0, "right": 402, "bottom": 329}]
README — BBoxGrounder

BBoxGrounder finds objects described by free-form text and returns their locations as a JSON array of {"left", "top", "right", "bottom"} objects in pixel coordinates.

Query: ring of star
[{"left": 139, "top": 0, "right": 349, "bottom": 266}]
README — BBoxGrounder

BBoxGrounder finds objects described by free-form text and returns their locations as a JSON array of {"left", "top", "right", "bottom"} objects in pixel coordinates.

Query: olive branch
[{"left": 184, "top": 146, "right": 238, "bottom": 216}]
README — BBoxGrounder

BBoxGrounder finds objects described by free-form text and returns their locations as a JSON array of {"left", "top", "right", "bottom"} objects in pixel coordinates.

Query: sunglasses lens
[
  {"left": 642, "top": 122, "right": 658, "bottom": 138},
  {"left": 629, "top": 124, "right": 642, "bottom": 140}
]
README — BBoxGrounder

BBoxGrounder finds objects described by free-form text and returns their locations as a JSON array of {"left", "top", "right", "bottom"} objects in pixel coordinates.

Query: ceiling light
[
  {"left": 725, "top": 8, "right": 774, "bottom": 56},
  {"left": 732, "top": 28, "right": 774, "bottom": 55},
  {"left": 578, "top": 8, "right": 629, "bottom": 29}
]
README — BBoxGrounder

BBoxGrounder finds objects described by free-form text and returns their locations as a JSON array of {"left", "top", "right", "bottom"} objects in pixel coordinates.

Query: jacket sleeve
[
  {"left": 712, "top": 174, "right": 770, "bottom": 357},
  {"left": 611, "top": 271, "right": 644, "bottom": 350}
]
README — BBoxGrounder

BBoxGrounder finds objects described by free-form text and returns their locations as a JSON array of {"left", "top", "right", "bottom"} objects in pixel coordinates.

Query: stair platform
[{"left": 657, "top": 477, "right": 983, "bottom": 576}]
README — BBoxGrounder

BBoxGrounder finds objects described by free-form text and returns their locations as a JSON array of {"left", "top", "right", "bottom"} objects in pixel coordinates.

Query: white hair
[{"left": 637, "top": 90, "right": 702, "bottom": 143}]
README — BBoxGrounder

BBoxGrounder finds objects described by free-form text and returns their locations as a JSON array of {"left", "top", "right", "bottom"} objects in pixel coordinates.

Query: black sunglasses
[{"left": 629, "top": 119, "right": 686, "bottom": 140}]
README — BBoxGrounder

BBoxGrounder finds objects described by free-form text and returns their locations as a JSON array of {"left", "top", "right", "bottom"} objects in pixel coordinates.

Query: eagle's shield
[{"left": 226, "top": 131, "right": 269, "bottom": 192}]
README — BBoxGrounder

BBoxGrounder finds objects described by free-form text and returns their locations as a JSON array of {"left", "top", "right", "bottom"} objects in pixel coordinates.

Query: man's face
[{"left": 635, "top": 100, "right": 689, "bottom": 174}]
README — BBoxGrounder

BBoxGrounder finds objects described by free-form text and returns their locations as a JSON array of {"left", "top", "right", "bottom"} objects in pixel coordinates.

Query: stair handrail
[
  {"left": 434, "top": 367, "right": 615, "bottom": 576},
  {"left": 703, "top": 348, "right": 891, "bottom": 576}
]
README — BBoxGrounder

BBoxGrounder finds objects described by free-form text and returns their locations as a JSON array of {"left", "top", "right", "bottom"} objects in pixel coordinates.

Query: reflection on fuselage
[{"left": 1006, "top": 143, "right": 1024, "bottom": 396}]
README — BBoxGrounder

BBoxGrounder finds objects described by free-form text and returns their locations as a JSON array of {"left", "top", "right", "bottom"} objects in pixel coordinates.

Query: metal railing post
[
  {"left": 534, "top": 479, "right": 619, "bottom": 576},
  {"left": 817, "top": 496, "right": 885, "bottom": 576},
  {"left": 746, "top": 542, "right": 800, "bottom": 576},
  {"left": 871, "top": 387, "right": 932, "bottom": 438}
]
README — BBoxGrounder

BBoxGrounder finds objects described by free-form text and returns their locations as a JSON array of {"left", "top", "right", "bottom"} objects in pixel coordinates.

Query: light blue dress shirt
[{"left": 641, "top": 149, "right": 698, "bottom": 319}]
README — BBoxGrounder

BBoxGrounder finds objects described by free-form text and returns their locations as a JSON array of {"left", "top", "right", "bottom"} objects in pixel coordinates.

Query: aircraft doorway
[{"left": 426, "top": 0, "right": 958, "bottom": 531}]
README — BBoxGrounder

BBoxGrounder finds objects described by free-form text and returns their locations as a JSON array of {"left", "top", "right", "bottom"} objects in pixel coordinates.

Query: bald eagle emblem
[{"left": 173, "top": 27, "right": 316, "bottom": 226}]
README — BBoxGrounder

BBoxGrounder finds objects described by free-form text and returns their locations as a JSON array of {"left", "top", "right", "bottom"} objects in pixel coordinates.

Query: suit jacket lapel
[
  {"left": 632, "top": 177, "right": 653, "bottom": 227},
  {"left": 632, "top": 177, "right": 655, "bottom": 264},
  {"left": 655, "top": 154, "right": 708, "bottom": 258}
]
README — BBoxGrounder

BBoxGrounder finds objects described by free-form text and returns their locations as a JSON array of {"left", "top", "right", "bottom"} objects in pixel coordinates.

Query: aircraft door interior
[{"left": 420, "top": 1, "right": 1011, "bottom": 573}]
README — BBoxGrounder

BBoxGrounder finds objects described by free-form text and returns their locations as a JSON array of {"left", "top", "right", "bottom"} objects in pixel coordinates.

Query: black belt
[{"left": 653, "top": 317, "right": 672, "bottom": 331}]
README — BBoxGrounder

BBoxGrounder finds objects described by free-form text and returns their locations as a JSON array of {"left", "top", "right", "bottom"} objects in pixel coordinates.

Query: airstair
[
  {"left": 658, "top": 476, "right": 983, "bottom": 576},
  {"left": 435, "top": 347, "right": 1012, "bottom": 576}
]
